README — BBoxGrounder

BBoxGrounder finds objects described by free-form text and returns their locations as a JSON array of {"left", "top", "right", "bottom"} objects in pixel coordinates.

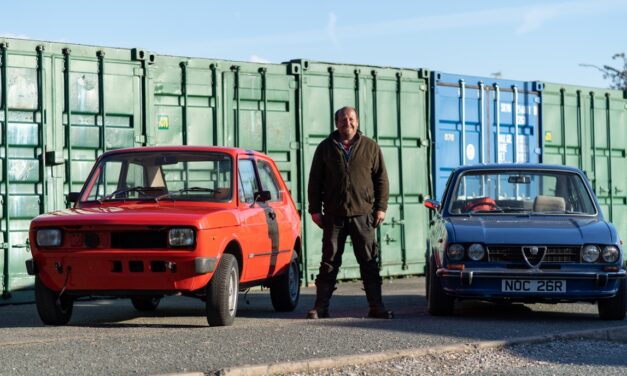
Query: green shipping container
[
  {"left": 142, "top": 55, "right": 300, "bottom": 199},
  {"left": 542, "top": 83, "right": 627, "bottom": 240},
  {"left": 290, "top": 60, "right": 431, "bottom": 284},
  {"left": 0, "top": 38, "right": 144, "bottom": 303}
]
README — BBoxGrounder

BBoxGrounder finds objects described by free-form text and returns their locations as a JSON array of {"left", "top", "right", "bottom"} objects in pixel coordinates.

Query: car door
[
  {"left": 237, "top": 157, "right": 276, "bottom": 281},
  {"left": 255, "top": 157, "right": 292, "bottom": 279}
]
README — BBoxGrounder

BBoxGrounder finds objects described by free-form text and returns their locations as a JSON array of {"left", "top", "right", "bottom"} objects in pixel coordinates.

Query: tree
[{"left": 580, "top": 53, "right": 627, "bottom": 90}]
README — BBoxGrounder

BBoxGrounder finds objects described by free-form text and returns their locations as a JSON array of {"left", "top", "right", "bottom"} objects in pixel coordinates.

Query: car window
[
  {"left": 83, "top": 152, "right": 232, "bottom": 202},
  {"left": 257, "top": 160, "right": 282, "bottom": 201},
  {"left": 238, "top": 159, "right": 259, "bottom": 204},
  {"left": 448, "top": 170, "right": 596, "bottom": 215}
]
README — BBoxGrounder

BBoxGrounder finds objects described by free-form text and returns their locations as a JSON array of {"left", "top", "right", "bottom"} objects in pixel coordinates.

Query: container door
[
  {"left": 223, "top": 63, "right": 299, "bottom": 206},
  {"left": 297, "top": 61, "right": 430, "bottom": 284},
  {"left": 147, "top": 58, "right": 218, "bottom": 147},
  {"left": 541, "top": 84, "right": 627, "bottom": 240},
  {"left": 0, "top": 44, "right": 46, "bottom": 302},
  {"left": 431, "top": 72, "right": 542, "bottom": 201},
  {"left": 297, "top": 62, "right": 362, "bottom": 282},
  {"left": 58, "top": 50, "right": 143, "bottom": 199}
]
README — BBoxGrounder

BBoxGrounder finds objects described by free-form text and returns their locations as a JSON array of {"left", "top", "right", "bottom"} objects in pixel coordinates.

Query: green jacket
[{"left": 308, "top": 130, "right": 389, "bottom": 217}]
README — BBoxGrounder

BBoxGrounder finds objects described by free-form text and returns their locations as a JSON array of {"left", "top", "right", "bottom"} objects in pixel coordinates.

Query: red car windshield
[{"left": 81, "top": 151, "right": 233, "bottom": 202}]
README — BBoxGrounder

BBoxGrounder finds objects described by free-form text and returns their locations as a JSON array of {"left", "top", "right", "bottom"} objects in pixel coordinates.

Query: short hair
[{"left": 334, "top": 106, "right": 358, "bottom": 123}]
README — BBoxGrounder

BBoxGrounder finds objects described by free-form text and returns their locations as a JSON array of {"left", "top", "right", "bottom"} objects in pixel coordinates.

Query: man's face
[{"left": 335, "top": 108, "right": 359, "bottom": 141}]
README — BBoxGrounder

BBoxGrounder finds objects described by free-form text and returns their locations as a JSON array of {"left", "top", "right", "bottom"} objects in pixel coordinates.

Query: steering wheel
[{"left": 463, "top": 197, "right": 498, "bottom": 212}]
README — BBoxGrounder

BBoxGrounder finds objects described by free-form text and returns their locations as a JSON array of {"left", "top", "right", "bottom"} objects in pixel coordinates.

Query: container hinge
[
  {"left": 289, "top": 141, "right": 300, "bottom": 150},
  {"left": 133, "top": 67, "right": 145, "bottom": 77},
  {"left": 0, "top": 243, "right": 9, "bottom": 249},
  {"left": 135, "top": 135, "right": 146, "bottom": 144}
]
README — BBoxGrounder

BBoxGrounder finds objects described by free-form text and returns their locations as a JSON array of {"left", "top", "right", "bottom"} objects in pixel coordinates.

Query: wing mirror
[
  {"left": 424, "top": 199, "right": 440, "bottom": 211},
  {"left": 66, "top": 192, "right": 81, "bottom": 205},
  {"left": 254, "top": 190, "right": 272, "bottom": 203}
]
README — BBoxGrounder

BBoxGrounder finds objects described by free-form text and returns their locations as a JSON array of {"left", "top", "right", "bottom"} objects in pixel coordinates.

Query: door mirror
[
  {"left": 255, "top": 190, "right": 272, "bottom": 202},
  {"left": 424, "top": 199, "right": 440, "bottom": 211},
  {"left": 66, "top": 192, "right": 81, "bottom": 204}
]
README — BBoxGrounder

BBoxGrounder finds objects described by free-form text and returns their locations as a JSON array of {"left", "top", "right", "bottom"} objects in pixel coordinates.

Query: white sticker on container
[
  {"left": 466, "top": 144, "right": 476, "bottom": 161},
  {"left": 444, "top": 133, "right": 455, "bottom": 142}
]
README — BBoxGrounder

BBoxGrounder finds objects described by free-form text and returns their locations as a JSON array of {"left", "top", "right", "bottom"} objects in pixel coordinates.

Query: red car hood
[{"left": 31, "top": 204, "right": 238, "bottom": 230}]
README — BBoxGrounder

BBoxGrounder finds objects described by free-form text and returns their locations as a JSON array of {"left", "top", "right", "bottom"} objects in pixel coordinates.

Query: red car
[{"left": 27, "top": 146, "right": 302, "bottom": 326}]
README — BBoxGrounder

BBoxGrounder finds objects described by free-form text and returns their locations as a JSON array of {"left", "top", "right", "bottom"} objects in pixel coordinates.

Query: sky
[{"left": 1, "top": 0, "right": 625, "bottom": 88}]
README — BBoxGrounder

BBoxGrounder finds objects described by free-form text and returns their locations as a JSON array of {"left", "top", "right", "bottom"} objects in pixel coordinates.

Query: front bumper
[
  {"left": 29, "top": 252, "right": 218, "bottom": 293},
  {"left": 437, "top": 267, "right": 626, "bottom": 300}
]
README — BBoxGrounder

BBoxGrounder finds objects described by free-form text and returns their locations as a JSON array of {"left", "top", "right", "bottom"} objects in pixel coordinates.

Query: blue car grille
[{"left": 486, "top": 246, "right": 581, "bottom": 263}]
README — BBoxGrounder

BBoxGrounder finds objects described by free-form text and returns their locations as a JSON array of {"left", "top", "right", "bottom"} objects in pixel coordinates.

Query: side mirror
[
  {"left": 424, "top": 199, "right": 440, "bottom": 211},
  {"left": 255, "top": 190, "right": 272, "bottom": 202},
  {"left": 66, "top": 192, "right": 81, "bottom": 205}
]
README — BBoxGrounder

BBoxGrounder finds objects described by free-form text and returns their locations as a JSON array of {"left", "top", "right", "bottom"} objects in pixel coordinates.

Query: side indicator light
[
  {"left": 603, "top": 266, "right": 619, "bottom": 272},
  {"left": 448, "top": 264, "right": 465, "bottom": 270}
]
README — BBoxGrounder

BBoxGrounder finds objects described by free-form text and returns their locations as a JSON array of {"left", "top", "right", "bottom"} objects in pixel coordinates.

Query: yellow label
[
  {"left": 544, "top": 131, "right": 552, "bottom": 142},
  {"left": 158, "top": 115, "right": 169, "bottom": 130}
]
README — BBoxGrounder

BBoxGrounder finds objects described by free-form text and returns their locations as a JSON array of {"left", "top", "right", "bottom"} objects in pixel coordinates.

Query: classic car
[
  {"left": 424, "top": 164, "right": 626, "bottom": 320},
  {"left": 26, "top": 146, "right": 302, "bottom": 326}
]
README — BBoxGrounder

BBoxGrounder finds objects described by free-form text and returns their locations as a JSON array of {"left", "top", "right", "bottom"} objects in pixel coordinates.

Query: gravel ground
[{"left": 284, "top": 339, "right": 627, "bottom": 376}]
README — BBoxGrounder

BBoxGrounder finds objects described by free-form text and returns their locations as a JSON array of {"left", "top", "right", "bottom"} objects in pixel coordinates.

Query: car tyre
[
  {"left": 427, "top": 256, "right": 454, "bottom": 316},
  {"left": 35, "top": 276, "right": 74, "bottom": 325},
  {"left": 598, "top": 278, "right": 626, "bottom": 320},
  {"left": 270, "top": 251, "right": 300, "bottom": 311},
  {"left": 206, "top": 253, "right": 239, "bottom": 326},
  {"left": 131, "top": 297, "right": 161, "bottom": 312}
]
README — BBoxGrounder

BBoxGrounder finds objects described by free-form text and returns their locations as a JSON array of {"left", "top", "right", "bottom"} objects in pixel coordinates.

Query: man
[{"left": 307, "top": 106, "right": 393, "bottom": 319}]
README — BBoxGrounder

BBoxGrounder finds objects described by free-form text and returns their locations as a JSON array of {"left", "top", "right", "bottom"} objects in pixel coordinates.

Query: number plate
[{"left": 501, "top": 279, "right": 566, "bottom": 293}]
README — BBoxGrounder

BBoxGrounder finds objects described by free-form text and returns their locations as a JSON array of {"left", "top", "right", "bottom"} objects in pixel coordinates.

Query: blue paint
[{"left": 430, "top": 72, "right": 543, "bottom": 201}]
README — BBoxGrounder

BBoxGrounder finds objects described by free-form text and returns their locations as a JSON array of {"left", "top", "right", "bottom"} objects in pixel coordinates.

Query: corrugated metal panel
[
  {"left": 141, "top": 56, "right": 301, "bottom": 210},
  {"left": 431, "top": 72, "right": 543, "bottom": 201},
  {"left": 0, "top": 38, "right": 144, "bottom": 304},
  {"left": 542, "top": 83, "right": 627, "bottom": 240},
  {"left": 292, "top": 60, "right": 430, "bottom": 284}
]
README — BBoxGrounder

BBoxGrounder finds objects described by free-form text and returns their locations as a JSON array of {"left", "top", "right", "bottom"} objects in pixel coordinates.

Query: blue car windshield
[{"left": 447, "top": 170, "right": 597, "bottom": 215}]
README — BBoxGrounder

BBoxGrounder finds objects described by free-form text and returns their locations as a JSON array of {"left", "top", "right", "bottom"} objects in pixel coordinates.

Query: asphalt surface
[
  {"left": 283, "top": 339, "right": 627, "bottom": 376},
  {"left": 0, "top": 277, "right": 626, "bottom": 375}
]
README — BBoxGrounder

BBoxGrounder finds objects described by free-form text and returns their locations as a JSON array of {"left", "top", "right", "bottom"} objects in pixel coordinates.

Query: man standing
[{"left": 307, "top": 106, "right": 393, "bottom": 319}]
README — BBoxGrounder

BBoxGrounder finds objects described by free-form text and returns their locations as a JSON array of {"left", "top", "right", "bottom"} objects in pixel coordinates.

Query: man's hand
[
  {"left": 311, "top": 213, "right": 323, "bottom": 229},
  {"left": 374, "top": 210, "right": 386, "bottom": 227}
]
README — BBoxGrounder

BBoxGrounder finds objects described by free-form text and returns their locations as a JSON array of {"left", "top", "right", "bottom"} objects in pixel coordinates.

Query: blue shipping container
[{"left": 430, "top": 72, "right": 544, "bottom": 200}]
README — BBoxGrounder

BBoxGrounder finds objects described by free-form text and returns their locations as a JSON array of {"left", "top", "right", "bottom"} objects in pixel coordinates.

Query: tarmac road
[{"left": 0, "top": 277, "right": 625, "bottom": 375}]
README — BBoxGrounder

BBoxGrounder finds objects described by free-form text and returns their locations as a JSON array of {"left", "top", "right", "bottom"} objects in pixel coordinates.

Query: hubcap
[
  {"left": 227, "top": 267, "right": 238, "bottom": 316},
  {"left": 288, "top": 260, "right": 299, "bottom": 300}
]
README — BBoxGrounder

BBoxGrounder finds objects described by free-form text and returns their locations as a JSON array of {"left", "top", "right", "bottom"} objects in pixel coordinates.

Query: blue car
[{"left": 424, "top": 164, "right": 626, "bottom": 320}]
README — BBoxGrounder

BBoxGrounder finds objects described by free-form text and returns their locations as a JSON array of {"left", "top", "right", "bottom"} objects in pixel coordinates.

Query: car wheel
[
  {"left": 598, "top": 279, "right": 626, "bottom": 320},
  {"left": 131, "top": 297, "right": 161, "bottom": 312},
  {"left": 270, "top": 251, "right": 301, "bottom": 312},
  {"left": 35, "top": 276, "right": 74, "bottom": 325},
  {"left": 427, "top": 256, "right": 454, "bottom": 316},
  {"left": 206, "top": 253, "right": 239, "bottom": 326}
]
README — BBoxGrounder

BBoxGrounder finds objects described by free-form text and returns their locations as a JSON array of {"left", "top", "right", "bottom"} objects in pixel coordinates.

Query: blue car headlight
[
  {"left": 582, "top": 245, "right": 600, "bottom": 263},
  {"left": 601, "top": 246, "right": 619, "bottom": 263},
  {"left": 446, "top": 243, "right": 464, "bottom": 261},
  {"left": 467, "top": 243, "right": 485, "bottom": 261}
]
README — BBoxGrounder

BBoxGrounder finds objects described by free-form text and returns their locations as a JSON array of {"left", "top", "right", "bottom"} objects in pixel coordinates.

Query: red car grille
[
  {"left": 110, "top": 231, "right": 168, "bottom": 249},
  {"left": 486, "top": 245, "right": 581, "bottom": 263}
]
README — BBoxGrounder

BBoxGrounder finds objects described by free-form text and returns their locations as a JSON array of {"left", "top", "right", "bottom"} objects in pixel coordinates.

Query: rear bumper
[{"left": 437, "top": 267, "right": 626, "bottom": 300}]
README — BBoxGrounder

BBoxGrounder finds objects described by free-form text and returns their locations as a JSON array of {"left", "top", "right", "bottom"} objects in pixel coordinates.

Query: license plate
[{"left": 501, "top": 279, "right": 566, "bottom": 293}]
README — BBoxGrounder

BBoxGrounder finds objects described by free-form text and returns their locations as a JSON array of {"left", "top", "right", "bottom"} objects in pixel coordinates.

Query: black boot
[
  {"left": 364, "top": 283, "right": 394, "bottom": 319},
  {"left": 306, "top": 283, "right": 334, "bottom": 319}
]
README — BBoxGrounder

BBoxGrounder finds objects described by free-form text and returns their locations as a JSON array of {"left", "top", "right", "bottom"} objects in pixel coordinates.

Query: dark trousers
[{"left": 315, "top": 214, "right": 382, "bottom": 287}]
